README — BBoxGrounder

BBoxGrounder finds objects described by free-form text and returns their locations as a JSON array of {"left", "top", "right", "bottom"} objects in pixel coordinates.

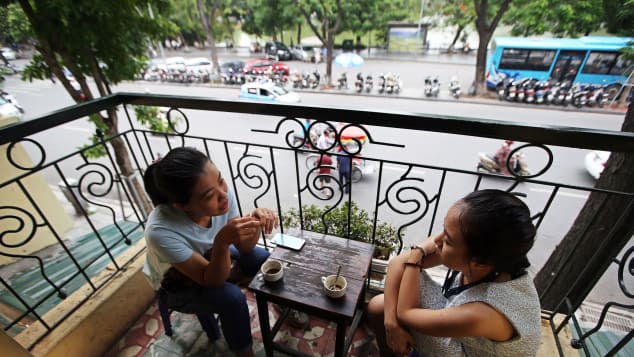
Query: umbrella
[
  {"left": 337, "top": 124, "right": 368, "bottom": 150},
  {"left": 334, "top": 52, "right": 364, "bottom": 67}
]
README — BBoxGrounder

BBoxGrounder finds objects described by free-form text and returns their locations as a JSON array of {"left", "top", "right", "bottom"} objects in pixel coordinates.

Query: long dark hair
[
  {"left": 457, "top": 189, "right": 536, "bottom": 276},
  {"left": 143, "top": 147, "right": 209, "bottom": 205}
]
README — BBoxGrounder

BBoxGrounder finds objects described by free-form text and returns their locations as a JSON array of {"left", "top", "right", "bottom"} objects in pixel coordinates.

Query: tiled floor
[{"left": 105, "top": 288, "right": 379, "bottom": 357}]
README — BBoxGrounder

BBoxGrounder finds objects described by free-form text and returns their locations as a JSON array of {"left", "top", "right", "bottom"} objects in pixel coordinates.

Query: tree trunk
[
  {"left": 474, "top": 32, "right": 491, "bottom": 95},
  {"left": 472, "top": 0, "right": 512, "bottom": 95},
  {"left": 297, "top": 23, "right": 301, "bottom": 45},
  {"left": 196, "top": 0, "right": 220, "bottom": 72},
  {"left": 535, "top": 100, "right": 634, "bottom": 312},
  {"left": 448, "top": 26, "right": 464, "bottom": 52},
  {"left": 326, "top": 32, "right": 335, "bottom": 87}
]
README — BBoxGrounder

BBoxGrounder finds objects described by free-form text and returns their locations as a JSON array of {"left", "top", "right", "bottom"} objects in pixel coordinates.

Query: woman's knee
[{"left": 367, "top": 294, "right": 385, "bottom": 324}]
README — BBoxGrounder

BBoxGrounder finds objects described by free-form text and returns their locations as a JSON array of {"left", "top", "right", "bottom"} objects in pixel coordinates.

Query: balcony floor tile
[{"left": 106, "top": 288, "right": 380, "bottom": 357}]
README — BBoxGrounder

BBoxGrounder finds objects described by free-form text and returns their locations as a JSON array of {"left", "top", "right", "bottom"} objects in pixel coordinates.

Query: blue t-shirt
[{"left": 143, "top": 188, "right": 239, "bottom": 290}]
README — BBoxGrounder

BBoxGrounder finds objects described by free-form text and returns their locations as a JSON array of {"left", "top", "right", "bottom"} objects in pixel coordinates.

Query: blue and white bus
[{"left": 486, "top": 36, "right": 633, "bottom": 93}]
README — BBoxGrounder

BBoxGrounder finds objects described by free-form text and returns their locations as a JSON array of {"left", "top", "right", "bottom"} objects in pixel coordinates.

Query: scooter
[
  {"left": 449, "top": 76, "right": 461, "bottom": 99},
  {"left": 365, "top": 74, "right": 373, "bottom": 93},
  {"left": 337, "top": 72, "right": 348, "bottom": 90},
  {"left": 424, "top": 76, "right": 433, "bottom": 97},
  {"left": 311, "top": 70, "right": 321, "bottom": 89},
  {"left": 424, "top": 76, "right": 440, "bottom": 97},
  {"left": 355, "top": 73, "right": 364, "bottom": 93},
  {"left": 377, "top": 74, "right": 385, "bottom": 94},
  {"left": 477, "top": 152, "right": 530, "bottom": 176}
]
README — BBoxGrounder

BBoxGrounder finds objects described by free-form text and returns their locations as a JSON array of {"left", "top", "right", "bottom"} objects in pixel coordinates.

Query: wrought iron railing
[{"left": 0, "top": 93, "right": 632, "bottom": 354}]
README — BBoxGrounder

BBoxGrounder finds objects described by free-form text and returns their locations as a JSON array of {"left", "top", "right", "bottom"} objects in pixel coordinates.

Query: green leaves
[
  {"left": 282, "top": 201, "right": 401, "bottom": 259},
  {"left": 504, "top": 1, "right": 604, "bottom": 37}
]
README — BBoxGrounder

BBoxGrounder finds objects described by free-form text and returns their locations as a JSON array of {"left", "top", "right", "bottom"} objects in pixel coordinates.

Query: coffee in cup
[
  {"left": 261, "top": 259, "right": 284, "bottom": 282},
  {"left": 322, "top": 275, "right": 347, "bottom": 298}
]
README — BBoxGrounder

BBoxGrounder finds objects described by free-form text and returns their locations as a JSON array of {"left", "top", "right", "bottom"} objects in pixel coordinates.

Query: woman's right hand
[
  {"left": 215, "top": 216, "right": 262, "bottom": 246},
  {"left": 386, "top": 323, "right": 414, "bottom": 355}
]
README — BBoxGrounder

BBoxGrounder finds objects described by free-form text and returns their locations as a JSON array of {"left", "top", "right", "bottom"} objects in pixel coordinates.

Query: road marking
[
  {"left": 6, "top": 88, "right": 46, "bottom": 96},
  {"left": 529, "top": 187, "right": 589, "bottom": 199},
  {"left": 64, "top": 126, "right": 91, "bottom": 133},
  {"left": 383, "top": 164, "right": 425, "bottom": 177}
]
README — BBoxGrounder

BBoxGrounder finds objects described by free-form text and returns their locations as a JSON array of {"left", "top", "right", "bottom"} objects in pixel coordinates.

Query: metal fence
[{"left": 0, "top": 93, "right": 632, "bottom": 354}]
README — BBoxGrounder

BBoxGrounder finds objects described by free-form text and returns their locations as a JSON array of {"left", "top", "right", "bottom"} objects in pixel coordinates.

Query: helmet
[{"left": 505, "top": 140, "right": 515, "bottom": 145}]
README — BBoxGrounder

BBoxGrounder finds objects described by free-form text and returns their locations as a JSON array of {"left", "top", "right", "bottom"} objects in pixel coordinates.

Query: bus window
[
  {"left": 609, "top": 55, "right": 632, "bottom": 76},
  {"left": 582, "top": 51, "right": 617, "bottom": 74},
  {"left": 551, "top": 51, "right": 585, "bottom": 82},
  {"left": 500, "top": 48, "right": 556, "bottom": 71},
  {"left": 527, "top": 50, "right": 556, "bottom": 71},
  {"left": 499, "top": 49, "right": 529, "bottom": 69}
]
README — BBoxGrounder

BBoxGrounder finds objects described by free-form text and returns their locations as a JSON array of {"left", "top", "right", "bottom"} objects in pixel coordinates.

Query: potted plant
[{"left": 282, "top": 202, "right": 402, "bottom": 288}]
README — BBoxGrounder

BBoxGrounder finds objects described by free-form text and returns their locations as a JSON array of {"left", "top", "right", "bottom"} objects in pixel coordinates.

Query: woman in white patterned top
[{"left": 367, "top": 189, "right": 541, "bottom": 357}]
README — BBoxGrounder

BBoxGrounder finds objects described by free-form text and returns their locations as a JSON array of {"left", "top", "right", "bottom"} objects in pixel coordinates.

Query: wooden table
[{"left": 248, "top": 229, "right": 374, "bottom": 357}]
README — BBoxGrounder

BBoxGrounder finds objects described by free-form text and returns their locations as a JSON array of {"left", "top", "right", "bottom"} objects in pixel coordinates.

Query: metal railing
[{"left": 0, "top": 93, "right": 632, "bottom": 354}]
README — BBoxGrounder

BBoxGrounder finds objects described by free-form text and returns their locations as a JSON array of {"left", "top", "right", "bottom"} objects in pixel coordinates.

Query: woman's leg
[
  {"left": 367, "top": 294, "right": 398, "bottom": 357},
  {"left": 167, "top": 283, "right": 253, "bottom": 355},
  {"left": 230, "top": 244, "right": 270, "bottom": 276},
  {"left": 203, "top": 283, "right": 253, "bottom": 355}
]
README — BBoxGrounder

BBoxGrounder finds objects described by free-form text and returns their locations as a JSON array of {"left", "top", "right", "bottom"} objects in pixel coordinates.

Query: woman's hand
[
  {"left": 216, "top": 216, "right": 262, "bottom": 247},
  {"left": 385, "top": 323, "right": 414, "bottom": 355},
  {"left": 251, "top": 208, "right": 279, "bottom": 234}
]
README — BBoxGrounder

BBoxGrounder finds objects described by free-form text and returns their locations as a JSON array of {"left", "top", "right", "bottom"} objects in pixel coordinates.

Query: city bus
[{"left": 486, "top": 36, "right": 633, "bottom": 95}]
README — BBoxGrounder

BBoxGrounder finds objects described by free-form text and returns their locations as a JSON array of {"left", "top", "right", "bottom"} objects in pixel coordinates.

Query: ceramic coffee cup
[
  {"left": 321, "top": 274, "right": 347, "bottom": 298},
  {"left": 261, "top": 259, "right": 284, "bottom": 282}
]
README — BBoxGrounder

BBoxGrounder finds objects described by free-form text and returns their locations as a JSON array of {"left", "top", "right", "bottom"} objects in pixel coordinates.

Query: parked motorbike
[
  {"left": 301, "top": 72, "right": 310, "bottom": 89},
  {"left": 337, "top": 72, "right": 348, "bottom": 90},
  {"left": 532, "top": 81, "right": 549, "bottom": 104},
  {"left": 477, "top": 152, "right": 530, "bottom": 176},
  {"left": 311, "top": 70, "right": 321, "bottom": 89},
  {"left": 496, "top": 76, "right": 515, "bottom": 101},
  {"left": 377, "top": 73, "right": 386, "bottom": 94},
  {"left": 385, "top": 73, "right": 400, "bottom": 94},
  {"left": 571, "top": 83, "right": 589, "bottom": 108},
  {"left": 449, "top": 76, "right": 461, "bottom": 99},
  {"left": 355, "top": 73, "right": 364, "bottom": 93},
  {"left": 523, "top": 79, "right": 538, "bottom": 104},
  {"left": 365, "top": 74, "right": 373, "bottom": 93},
  {"left": 424, "top": 76, "right": 440, "bottom": 97}
]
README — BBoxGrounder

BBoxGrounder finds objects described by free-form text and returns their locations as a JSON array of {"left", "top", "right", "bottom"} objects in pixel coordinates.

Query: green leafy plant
[
  {"left": 282, "top": 201, "right": 401, "bottom": 260},
  {"left": 134, "top": 105, "right": 182, "bottom": 133}
]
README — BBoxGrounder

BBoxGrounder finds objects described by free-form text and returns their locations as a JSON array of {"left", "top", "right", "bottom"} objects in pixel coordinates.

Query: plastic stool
[{"left": 156, "top": 288, "right": 221, "bottom": 341}]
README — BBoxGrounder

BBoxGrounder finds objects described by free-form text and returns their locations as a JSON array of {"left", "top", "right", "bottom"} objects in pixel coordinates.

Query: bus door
[{"left": 550, "top": 51, "right": 586, "bottom": 83}]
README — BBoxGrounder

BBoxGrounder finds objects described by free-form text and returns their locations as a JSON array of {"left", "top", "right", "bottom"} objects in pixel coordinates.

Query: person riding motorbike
[{"left": 494, "top": 140, "right": 515, "bottom": 175}]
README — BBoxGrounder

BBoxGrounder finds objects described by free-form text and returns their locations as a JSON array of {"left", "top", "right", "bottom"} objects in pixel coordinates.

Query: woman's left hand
[{"left": 251, "top": 208, "right": 279, "bottom": 234}]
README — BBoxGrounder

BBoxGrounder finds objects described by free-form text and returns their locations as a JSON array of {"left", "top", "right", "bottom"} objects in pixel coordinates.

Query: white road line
[
  {"left": 6, "top": 88, "right": 46, "bottom": 96},
  {"left": 383, "top": 164, "right": 426, "bottom": 176},
  {"left": 64, "top": 126, "right": 91, "bottom": 133},
  {"left": 529, "top": 187, "right": 589, "bottom": 200}
]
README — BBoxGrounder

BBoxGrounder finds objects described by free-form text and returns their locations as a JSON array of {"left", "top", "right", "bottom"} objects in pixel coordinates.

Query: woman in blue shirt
[{"left": 143, "top": 147, "right": 277, "bottom": 357}]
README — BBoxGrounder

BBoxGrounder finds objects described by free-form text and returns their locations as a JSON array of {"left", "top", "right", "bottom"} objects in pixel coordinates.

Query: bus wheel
[{"left": 606, "top": 84, "right": 622, "bottom": 101}]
